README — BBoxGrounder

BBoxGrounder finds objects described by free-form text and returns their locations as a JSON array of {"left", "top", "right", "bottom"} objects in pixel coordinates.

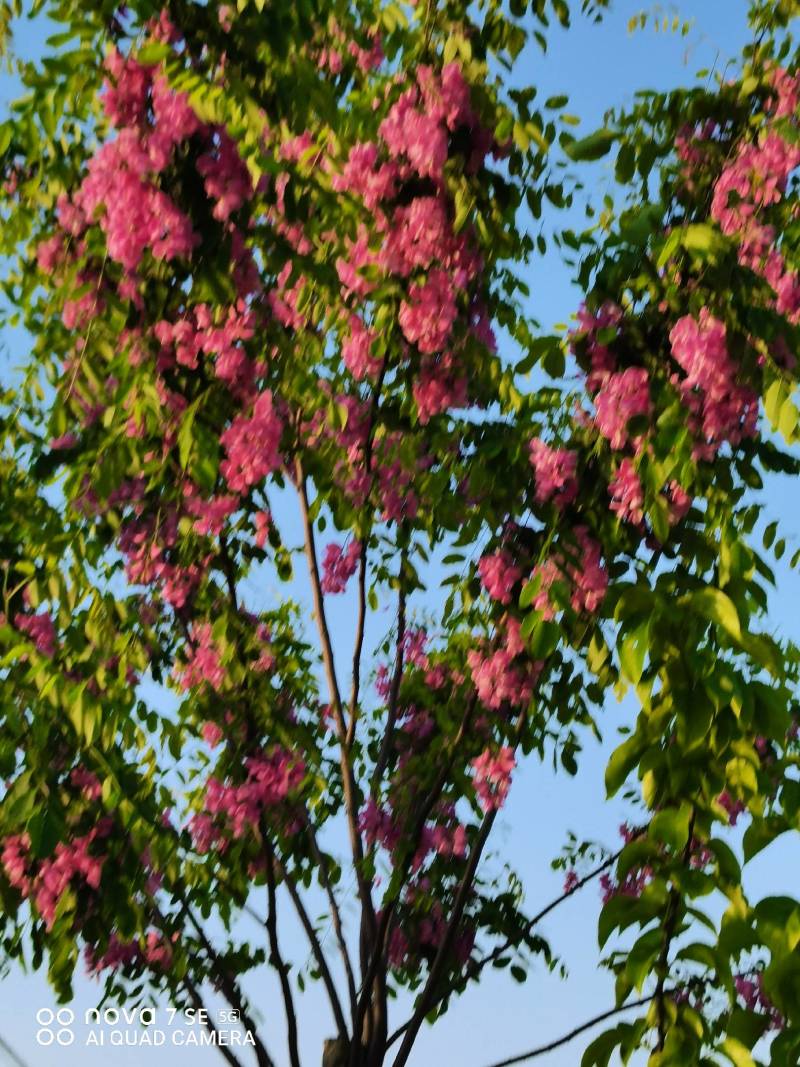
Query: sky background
[{"left": 1, "top": 2, "right": 799, "bottom": 1066}]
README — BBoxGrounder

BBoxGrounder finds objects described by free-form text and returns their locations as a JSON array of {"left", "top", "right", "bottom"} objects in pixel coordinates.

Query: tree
[{"left": 0, "top": 0, "right": 799, "bottom": 1064}]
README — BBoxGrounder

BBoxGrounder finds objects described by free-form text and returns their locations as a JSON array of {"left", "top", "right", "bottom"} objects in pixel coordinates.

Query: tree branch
[
  {"left": 180, "top": 902, "right": 276, "bottom": 1067},
  {"left": 391, "top": 808, "right": 498, "bottom": 1067},
  {"left": 304, "top": 816, "right": 359, "bottom": 1028},
  {"left": 480, "top": 995, "right": 655, "bottom": 1067},
  {"left": 655, "top": 808, "right": 696, "bottom": 1050},
  {"left": 277, "top": 854, "right": 349, "bottom": 1042},
  {"left": 265, "top": 840, "right": 302, "bottom": 1067},
  {"left": 370, "top": 545, "right": 407, "bottom": 793},
  {"left": 385, "top": 842, "right": 629, "bottom": 1050},
  {"left": 295, "top": 460, "right": 376, "bottom": 961},
  {"left": 182, "top": 974, "right": 248, "bottom": 1067}
]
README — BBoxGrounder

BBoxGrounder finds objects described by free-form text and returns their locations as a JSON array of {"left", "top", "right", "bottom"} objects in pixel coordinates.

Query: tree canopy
[{"left": 1, "top": 1, "right": 800, "bottom": 1065}]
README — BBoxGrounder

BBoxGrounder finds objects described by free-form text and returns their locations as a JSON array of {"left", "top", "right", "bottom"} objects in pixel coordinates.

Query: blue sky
[{"left": 1, "top": 3, "right": 799, "bottom": 1066}]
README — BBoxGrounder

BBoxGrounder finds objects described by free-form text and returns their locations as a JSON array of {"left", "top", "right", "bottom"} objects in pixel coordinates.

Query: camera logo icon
[{"left": 36, "top": 1008, "right": 75, "bottom": 1046}]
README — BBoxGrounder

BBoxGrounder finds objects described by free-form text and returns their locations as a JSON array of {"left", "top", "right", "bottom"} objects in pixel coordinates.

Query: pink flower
[
  {"left": 201, "top": 722, "right": 224, "bottom": 748},
  {"left": 342, "top": 316, "right": 381, "bottom": 381},
  {"left": 669, "top": 311, "right": 758, "bottom": 456},
  {"left": 608, "top": 458, "right": 644, "bottom": 525},
  {"left": 467, "top": 647, "right": 539, "bottom": 710},
  {"left": 398, "top": 269, "right": 458, "bottom": 353},
  {"left": 529, "top": 440, "right": 578, "bottom": 507},
  {"left": 471, "top": 747, "right": 516, "bottom": 812},
  {"left": 14, "top": 611, "right": 57, "bottom": 658},
  {"left": 321, "top": 541, "right": 361, "bottom": 594},
  {"left": 478, "top": 551, "right": 521, "bottom": 606},
  {"left": 413, "top": 356, "right": 468, "bottom": 423},
  {"left": 175, "top": 623, "right": 225, "bottom": 692},
  {"left": 220, "top": 391, "right": 283, "bottom": 492},
  {"left": 594, "top": 367, "right": 651, "bottom": 451}
]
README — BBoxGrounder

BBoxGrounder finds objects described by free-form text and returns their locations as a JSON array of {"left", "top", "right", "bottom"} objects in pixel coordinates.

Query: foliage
[{"left": 0, "top": 1, "right": 799, "bottom": 1065}]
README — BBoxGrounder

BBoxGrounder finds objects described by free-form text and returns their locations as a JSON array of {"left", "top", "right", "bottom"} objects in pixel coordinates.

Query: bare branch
[
  {"left": 265, "top": 841, "right": 302, "bottom": 1067},
  {"left": 480, "top": 996, "right": 655, "bottom": 1067},
  {"left": 278, "top": 854, "right": 349, "bottom": 1042}
]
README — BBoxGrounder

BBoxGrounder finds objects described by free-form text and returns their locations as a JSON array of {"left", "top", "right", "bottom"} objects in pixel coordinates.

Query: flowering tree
[{"left": 1, "top": 0, "right": 800, "bottom": 1065}]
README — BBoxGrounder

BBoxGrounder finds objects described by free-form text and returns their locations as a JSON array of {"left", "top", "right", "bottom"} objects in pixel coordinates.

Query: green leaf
[
  {"left": 565, "top": 128, "right": 616, "bottom": 162},
  {"left": 649, "top": 804, "right": 692, "bottom": 851},
  {"left": 720, "top": 1037, "right": 757, "bottom": 1067},
  {"left": 618, "top": 620, "right": 649, "bottom": 685},
  {"left": 686, "top": 588, "right": 742, "bottom": 643},
  {"left": 605, "top": 734, "right": 643, "bottom": 797}
]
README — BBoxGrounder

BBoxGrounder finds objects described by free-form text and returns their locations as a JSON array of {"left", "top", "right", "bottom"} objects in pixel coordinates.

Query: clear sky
[{"left": 1, "top": 3, "right": 799, "bottom": 1067}]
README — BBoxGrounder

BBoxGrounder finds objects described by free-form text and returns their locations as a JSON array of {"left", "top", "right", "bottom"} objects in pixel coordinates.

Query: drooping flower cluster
[
  {"left": 329, "top": 62, "right": 494, "bottom": 422},
  {"left": 2, "top": 824, "right": 110, "bottom": 930},
  {"left": 84, "top": 930, "right": 175, "bottom": 975},
  {"left": 174, "top": 623, "right": 226, "bottom": 692},
  {"left": 471, "top": 747, "right": 516, "bottom": 812},
  {"left": 608, "top": 458, "right": 645, "bottom": 526},
  {"left": 528, "top": 439, "right": 578, "bottom": 508},
  {"left": 220, "top": 391, "right": 283, "bottom": 493},
  {"left": 477, "top": 551, "right": 522, "bottom": 606},
  {"left": 593, "top": 367, "right": 651, "bottom": 452},
  {"left": 467, "top": 619, "right": 541, "bottom": 711},
  {"left": 532, "top": 527, "right": 609, "bottom": 619},
  {"left": 669, "top": 311, "right": 758, "bottom": 458},
  {"left": 14, "top": 610, "right": 57, "bottom": 658},
  {"left": 321, "top": 540, "right": 361, "bottom": 594},
  {"left": 192, "top": 748, "right": 305, "bottom": 848}
]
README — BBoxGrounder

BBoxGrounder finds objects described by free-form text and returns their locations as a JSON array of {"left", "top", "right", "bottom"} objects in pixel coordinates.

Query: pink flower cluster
[
  {"left": 2, "top": 825, "right": 109, "bottom": 930},
  {"left": 321, "top": 540, "right": 361, "bottom": 594},
  {"left": 467, "top": 644, "right": 539, "bottom": 711},
  {"left": 413, "top": 355, "right": 468, "bottom": 423},
  {"left": 533, "top": 527, "right": 608, "bottom": 619},
  {"left": 398, "top": 269, "right": 458, "bottom": 355},
  {"left": 669, "top": 311, "right": 758, "bottom": 457},
  {"left": 734, "top": 974, "right": 784, "bottom": 1030},
  {"left": 593, "top": 367, "right": 651, "bottom": 451},
  {"left": 608, "top": 458, "right": 645, "bottom": 526},
  {"left": 220, "top": 391, "right": 283, "bottom": 492},
  {"left": 14, "top": 611, "right": 57, "bottom": 658},
  {"left": 70, "top": 766, "right": 102, "bottom": 802},
  {"left": 331, "top": 64, "right": 490, "bottom": 423},
  {"left": 477, "top": 550, "right": 522, "bottom": 606},
  {"left": 359, "top": 798, "right": 401, "bottom": 853},
  {"left": 153, "top": 302, "right": 257, "bottom": 395},
  {"left": 85, "top": 930, "right": 174, "bottom": 975},
  {"left": 197, "top": 129, "right": 253, "bottom": 221},
  {"left": 199, "top": 749, "right": 305, "bottom": 843},
  {"left": 471, "top": 747, "right": 516, "bottom": 812},
  {"left": 342, "top": 316, "right": 381, "bottom": 381},
  {"left": 175, "top": 622, "right": 225, "bottom": 692},
  {"left": 529, "top": 439, "right": 578, "bottom": 507}
]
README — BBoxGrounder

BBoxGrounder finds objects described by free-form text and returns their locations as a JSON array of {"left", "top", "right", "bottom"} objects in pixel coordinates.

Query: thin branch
[
  {"left": 278, "top": 854, "right": 349, "bottom": 1042},
  {"left": 295, "top": 460, "right": 376, "bottom": 957},
  {"left": 385, "top": 843, "right": 629, "bottom": 1050},
  {"left": 265, "top": 842, "right": 302, "bottom": 1067},
  {"left": 0, "top": 1032, "right": 30, "bottom": 1067},
  {"left": 347, "top": 538, "right": 369, "bottom": 747},
  {"left": 182, "top": 974, "right": 248, "bottom": 1067},
  {"left": 480, "top": 996, "right": 655, "bottom": 1067},
  {"left": 345, "top": 355, "right": 387, "bottom": 747},
  {"left": 305, "top": 817, "right": 359, "bottom": 1027},
  {"left": 370, "top": 545, "right": 407, "bottom": 792},
  {"left": 475, "top": 844, "right": 629, "bottom": 977},
  {"left": 180, "top": 903, "right": 276, "bottom": 1067},
  {"left": 351, "top": 694, "right": 478, "bottom": 1057},
  {"left": 655, "top": 808, "right": 696, "bottom": 1050},
  {"left": 391, "top": 808, "right": 498, "bottom": 1067}
]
